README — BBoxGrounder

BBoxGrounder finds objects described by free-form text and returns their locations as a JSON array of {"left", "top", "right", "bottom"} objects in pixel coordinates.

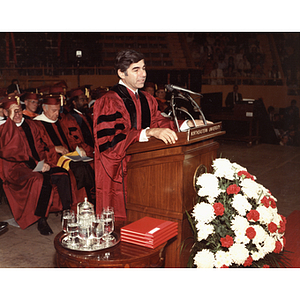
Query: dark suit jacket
[{"left": 225, "top": 92, "right": 243, "bottom": 109}]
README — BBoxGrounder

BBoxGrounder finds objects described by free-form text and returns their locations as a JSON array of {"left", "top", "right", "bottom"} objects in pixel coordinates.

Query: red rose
[
  {"left": 238, "top": 170, "right": 254, "bottom": 180},
  {"left": 220, "top": 235, "right": 234, "bottom": 248},
  {"left": 270, "top": 198, "right": 277, "bottom": 208},
  {"left": 221, "top": 265, "right": 229, "bottom": 268},
  {"left": 263, "top": 265, "right": 270, "bottom": 268},
  {"left": 213, "top": 202, "right": 225, "bottom": 216},
  {"left": 268, "top": 222, "right": 278, "bottom": 233},
  {"left": 274, "top": 240, "right": 282, "bottom": 253},
  {"left": 246, "top": 210, "right": 260, "bottom": 222},
  {"left": 243, "top": 255, "right": 253, "bottom": 267},
  {"left": 278, "top": 220, "right": 286, "bottom": 234},
  {"left": 261, "top": 196, "right": 270, "bottom": 208},
  {"left": 246, "top": 227, "right": 256, "bottom": 239},
  {"left": 281, "top": 215, "right": 287, "bottom": 224},
  {"left": 226, "top": 184, "right": 240, "bottom": 195}
]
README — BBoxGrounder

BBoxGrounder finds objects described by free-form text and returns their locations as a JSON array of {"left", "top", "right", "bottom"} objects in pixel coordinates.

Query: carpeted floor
[{"left": 0, "top": 140, "right": 300, "bottom": 268}]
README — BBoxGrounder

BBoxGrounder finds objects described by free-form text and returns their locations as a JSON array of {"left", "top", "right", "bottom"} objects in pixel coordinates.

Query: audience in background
[
  {"left": 268, "top": 100, "right": 300, "bottom": 147},
  {"left": 1, "top": 33, "right": 298, "bottom": 89},
  {"left": 210, "top": 62, "right": 224, "bottom": 85},
  {"left": 144, "top": 82, "right": 155, "bottom": 96},
  {"left": 186, "top": 33, "right": 292, "bottom": 86}
]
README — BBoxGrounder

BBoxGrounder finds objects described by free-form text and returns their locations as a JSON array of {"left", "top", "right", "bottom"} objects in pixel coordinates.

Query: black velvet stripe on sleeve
[
  {"left": 98, "top": 133, "right": 126, "bottom": 153},
  {"left": 97, "top": 123, "right": 125, "bottom": 139},
  {"left": 97, "top": 111, "right": 122, "bottom": 124},
  {"left": 41, "top": 121, "right": 62, "bottom": 146},
  {"left": 68, "top": 127, "right": 78, "bottom": 133},
  {"left": 21, "top": 120, "right": 40, "bottom": 162}
]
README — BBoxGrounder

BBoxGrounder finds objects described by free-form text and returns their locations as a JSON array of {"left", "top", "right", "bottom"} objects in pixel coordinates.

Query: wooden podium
[{"left": 126, "top": 122, "right": 224, "bottom": 267}]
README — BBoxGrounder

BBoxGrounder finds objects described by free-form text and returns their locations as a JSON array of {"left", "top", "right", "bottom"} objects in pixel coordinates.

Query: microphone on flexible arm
[
  {"left": 165, "top": 84, "right": 207, "bottom": 131},
  {"left": 165, "top": 84, "right": 203, "bottom": 97}
]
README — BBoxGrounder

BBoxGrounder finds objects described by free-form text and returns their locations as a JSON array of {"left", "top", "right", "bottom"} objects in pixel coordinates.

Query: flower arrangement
[{"left": 186, "top": 158, "right": 288, "bottom": 268}]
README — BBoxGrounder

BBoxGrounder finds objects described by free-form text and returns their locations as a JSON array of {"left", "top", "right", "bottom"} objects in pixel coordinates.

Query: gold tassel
[{"left": 85, "top": 88, "right": 89, "bottom": 99}]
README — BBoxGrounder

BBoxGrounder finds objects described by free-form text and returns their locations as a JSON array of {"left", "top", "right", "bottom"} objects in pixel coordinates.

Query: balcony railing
[
  {"left": 201, "top": 75, "right": 284, "bottom": 86},
  {"left": 0, "top": 66, "right": 285, "bottom": 87}
]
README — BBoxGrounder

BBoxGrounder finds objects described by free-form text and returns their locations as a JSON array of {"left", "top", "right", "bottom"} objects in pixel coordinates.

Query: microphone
[{"left": 165, "top": 84, "right": 202, "bottom": 96}]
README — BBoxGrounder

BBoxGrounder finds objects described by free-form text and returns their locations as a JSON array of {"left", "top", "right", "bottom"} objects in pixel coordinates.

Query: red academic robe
[
  {"left": 20, "top": 119, "right": 56, "bottom": 167},
  {"left": 93, "top": 85, "right": 180, "bottom": 220},
  {"left": 33, "top": 114, "right": 94, "bottom": 204},
  {"left": 0, "top": 119, "right": 58, "bottom": 229},
  {"left": 63, "top": 112, "right": 94, "bottom": 158},
  {"left": 18, "top": 118, "right": 78, "bottom": 210},
  {"left": 35, "top": 113, "right": 93, "bottom": 160}
]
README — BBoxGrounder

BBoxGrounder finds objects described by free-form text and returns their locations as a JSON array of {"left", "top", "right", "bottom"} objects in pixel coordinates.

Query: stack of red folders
[{"left": 121, "top": 217, "right": 178, "bottom": 249}]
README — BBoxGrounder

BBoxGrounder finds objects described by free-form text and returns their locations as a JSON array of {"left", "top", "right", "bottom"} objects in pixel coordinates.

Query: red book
[
  {"left": 121, "top": 217, "right": 177, "bottom": 238},
  {"left": 121, "top": 217, "right": 178, "bottom": 249},
  {"left": 121, "top": 228, "right": 178, "bottom": 249},
  {"left": 121, "top": 226, "right": 178, "bottom": 244}
]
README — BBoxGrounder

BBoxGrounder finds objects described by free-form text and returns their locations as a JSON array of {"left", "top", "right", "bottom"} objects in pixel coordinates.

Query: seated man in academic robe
[
  {"left": 33, "top": 95, "right": 95, "bottom": 206},
  {"left": 0, "top": 96, "right": 72, "bottom": 235},
  {"left": 48, "top": 85, "right": 70, "bottom": 114},
  {"left": 22, "top": 92, "right": 40, "bottom": 119},
  {"left": 65, "top": 87, "right": 94, "bottom": 155}
]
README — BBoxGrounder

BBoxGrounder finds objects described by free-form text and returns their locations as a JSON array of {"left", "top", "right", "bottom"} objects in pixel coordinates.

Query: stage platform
[{"left": 0, "top": 141, "right": 300, "bottom": 267}]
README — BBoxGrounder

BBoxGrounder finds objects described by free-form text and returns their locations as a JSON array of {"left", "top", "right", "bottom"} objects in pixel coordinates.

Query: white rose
[
  {"left": 251, "top": 248, "right": 266, "bottom": 261},
  {"left": 261, "top": 235, "right": 276, "bottom": 255},
  {"left": 256, "top": 205, "right": 273, "bottom": 225},
  {"left": 232, "top": 194, "right": 252, "bottom": 216},
  {"left": 252, "top": 224, "right": 268, "bottom": 246},
  {"left": 194, "top": 249, "right": 215, "bottom": 268},
  {"left": 212, "top": 158, "right": 236, "bottom": 180},
  {"left": 195, "top": 222, "right": 214, "bottom": 241},
  {"left": 231, "top": 215, "right": 250, "bottom": 233},
  {"left": 197, "top": 173, "right": 221, "bottom": 202},
  {"left": 240, "top": 178, "right": 261, "bottom": 200},
  {"left": 234, "top": 231, "right": 250, "bottom": 244},
  {"left": 214, "top": 250, "right": 233, "bottom": 268},
  {"left": 192, "top": 202, "right": 215, "bottom": 224},
  {"left": 229, "top": 243, "right": 249, "bottom": 265}
]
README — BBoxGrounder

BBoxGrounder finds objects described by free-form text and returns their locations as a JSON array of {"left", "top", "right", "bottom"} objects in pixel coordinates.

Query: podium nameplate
[
  {"left": 187, "top": 122, "right": 222, "bottom": 141},
  {"left": 127, "top": 122, "right": 224, "bottom": 155}
]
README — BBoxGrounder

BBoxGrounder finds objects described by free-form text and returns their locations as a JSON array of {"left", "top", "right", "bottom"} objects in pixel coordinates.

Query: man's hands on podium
[
  {"left": 145, "top": 128, "right": 178, "bottom": 145},
  {"left": 145, "top": 119, "right": 213, "bottom": 145}
]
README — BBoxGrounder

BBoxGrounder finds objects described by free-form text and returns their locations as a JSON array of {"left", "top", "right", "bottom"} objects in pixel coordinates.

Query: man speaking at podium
[{"left": 93, "top": 49, "right": 206, "bottom": 220}]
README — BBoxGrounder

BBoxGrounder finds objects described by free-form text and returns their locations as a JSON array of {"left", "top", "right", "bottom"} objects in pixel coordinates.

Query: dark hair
[
  {"left": 70, "top": 95, "right": 79, "bottom": 103},
  {"left": 115, "top": 50, "right": 144, "bottom": 75}
]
